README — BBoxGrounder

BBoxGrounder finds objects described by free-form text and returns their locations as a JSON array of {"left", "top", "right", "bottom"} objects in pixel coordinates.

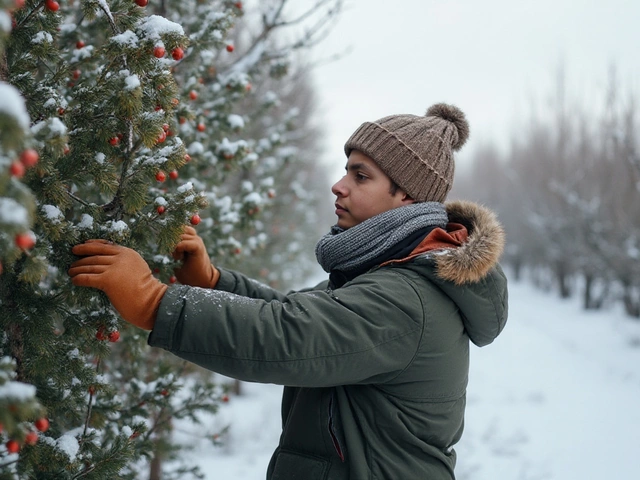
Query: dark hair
[{"left": 389, "top": 180, "right": 399, "bottom": 196}]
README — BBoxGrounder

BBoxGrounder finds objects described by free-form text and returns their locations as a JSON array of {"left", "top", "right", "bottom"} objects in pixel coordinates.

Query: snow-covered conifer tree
[{"left": 1, "top": 0, "right": 341, "bottom": 477}]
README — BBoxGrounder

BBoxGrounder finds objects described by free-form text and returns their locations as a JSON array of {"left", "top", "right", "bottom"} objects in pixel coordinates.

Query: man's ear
[{"left": 400, "top": 191, "right": 415, "bottom": 205}]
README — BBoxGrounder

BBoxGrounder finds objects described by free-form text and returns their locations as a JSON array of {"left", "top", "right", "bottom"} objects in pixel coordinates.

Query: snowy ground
[{"left": 173, "top": 276, "right": 640, "bottom": 479}]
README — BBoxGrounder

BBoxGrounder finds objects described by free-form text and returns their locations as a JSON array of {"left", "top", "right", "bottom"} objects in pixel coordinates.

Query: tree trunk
[
  {"left": 232, "top": 379, "right": 242, "bottom": 395},
  {"left": 583, "top": 272, "right": 595, "bottom": 309},
  {"left": 149, "top": 452, "right": 162, "bottom": 480},
  {"left": 511, "top": 258, "right": 522, "bottom": 282},
  {"left": 622, "top": 283, "right": 640, "bottom": 318},
  {"left": 555, "top": 263, "right": 572, "bottom": 299}
]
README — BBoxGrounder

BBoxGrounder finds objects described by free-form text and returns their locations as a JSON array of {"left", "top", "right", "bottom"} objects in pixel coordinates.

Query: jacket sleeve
[
  {"left": 215, "top": 267, "right": 329, "bottom": 302},
  {"left": 215, "top": 267, "right": 287, "bottom": 302},
  {"left": 148, "top": 269, "right": 424, "bottom": 387}
]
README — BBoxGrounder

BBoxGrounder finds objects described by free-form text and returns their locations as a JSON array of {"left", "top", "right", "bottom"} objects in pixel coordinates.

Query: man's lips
[{"left": 335, "top": 203, "right": 348, "bottom": 214}]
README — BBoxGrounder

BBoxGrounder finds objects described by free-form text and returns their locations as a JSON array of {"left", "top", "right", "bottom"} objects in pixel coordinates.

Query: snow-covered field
[{"left": 174, "top": 276, "right": 640, "bottom": 479}]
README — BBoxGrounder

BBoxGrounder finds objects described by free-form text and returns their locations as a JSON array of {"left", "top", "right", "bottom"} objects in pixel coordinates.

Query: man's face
[{"left": 331, "top": 150, "right": 414, "bottom": 229}]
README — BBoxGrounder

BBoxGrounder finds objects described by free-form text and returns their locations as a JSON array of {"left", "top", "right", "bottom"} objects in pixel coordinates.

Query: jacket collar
[{"left": 382, "top": 200, "right": 505, "bottom": 285}]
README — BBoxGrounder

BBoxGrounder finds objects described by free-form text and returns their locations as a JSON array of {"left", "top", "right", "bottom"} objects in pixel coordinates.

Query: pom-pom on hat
[{"left": 344, "top": 103, "right": 469, "bottom": 203}]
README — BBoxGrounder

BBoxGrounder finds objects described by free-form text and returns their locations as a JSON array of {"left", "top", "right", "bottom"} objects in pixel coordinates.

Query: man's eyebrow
[{"left": 345, "top": 162, "right": 371, "bottom": 172}]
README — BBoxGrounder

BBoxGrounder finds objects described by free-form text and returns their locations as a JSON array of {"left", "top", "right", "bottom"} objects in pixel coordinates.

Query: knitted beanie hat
[{"left": 344, "top": 103, "right": 470, "bottom": 203}]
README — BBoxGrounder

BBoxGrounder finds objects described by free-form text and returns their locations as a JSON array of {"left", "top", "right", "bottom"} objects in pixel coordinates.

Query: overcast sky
[{"left": 310, "top": 0, "right": 640, "bottom": 178}]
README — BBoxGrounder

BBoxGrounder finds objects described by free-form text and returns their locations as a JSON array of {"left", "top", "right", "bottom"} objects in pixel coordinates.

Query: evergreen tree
[
  {"left": 1, "top": 0, "right": 46, "bottom": 462},
  {"left": 1, "top": 0, "right": 341, "bottom": 477}
]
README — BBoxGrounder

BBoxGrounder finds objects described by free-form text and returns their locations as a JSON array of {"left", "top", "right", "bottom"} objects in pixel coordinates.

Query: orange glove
[
  {"left": 68, "top": 240, "right": 168, "bottom": 331},
  {"left": 172, "top": 226, "right": 220, "bottom": 289}
]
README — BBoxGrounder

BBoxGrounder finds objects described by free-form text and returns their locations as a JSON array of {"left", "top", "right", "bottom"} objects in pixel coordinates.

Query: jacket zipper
[{"left": 328, "top": 395, "right": 345, "bottom": 462}]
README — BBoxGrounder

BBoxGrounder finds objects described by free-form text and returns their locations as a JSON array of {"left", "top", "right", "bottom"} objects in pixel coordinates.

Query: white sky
[{"left": 311, "top": 0, "right": 640, "bottom": 178}]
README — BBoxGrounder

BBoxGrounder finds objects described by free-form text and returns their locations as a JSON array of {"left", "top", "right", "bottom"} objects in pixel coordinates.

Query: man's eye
[{"left": 355, "top": 173, "right": 367, "bottom": 181}]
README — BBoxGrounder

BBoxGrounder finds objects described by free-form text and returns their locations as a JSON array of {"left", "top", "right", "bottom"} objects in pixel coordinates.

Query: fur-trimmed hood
[
  {"left": 382, "top": 200, "right": 505, "bottom": 285},
  {"left": 390, "top": 200, "right": 508, "bottom": 346},
  {"left": 437, "top": 200, "right": 505, "bottom": 285}
]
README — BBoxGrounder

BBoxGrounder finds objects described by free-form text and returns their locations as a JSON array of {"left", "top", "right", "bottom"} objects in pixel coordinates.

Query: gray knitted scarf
[{"left": 315, "top": 202, "right": 448, "bottom": 273}]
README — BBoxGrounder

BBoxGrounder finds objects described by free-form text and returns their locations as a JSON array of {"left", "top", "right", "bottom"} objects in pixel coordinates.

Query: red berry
[
  {"left": 169, "top": 276, "right": 177, "bottom": 284},
  {"left": 189, "top": 90, "right": 198, "bottom": 100},
  {"left": 96, "top": 328, "right": 107, "bottom": 341},
  {"left": 226, "top": 44, "right": 234, "bottom": 53},
  {"left": 196, "top": 123, "right": 205, "bottom": 132},
  {"left": 233, "top": 247, "right": 241, "bottom": 255},
  {"left": 108, "top": 331, "right": 120, "bottom": 343},
  {"left": 157, "top": 130, "right": 167, "bottom": 143},
  {"left": 184, "top": 154, "right": 191, "bottom": 162},
  {"left": 162, "top": 123, "right": 170, "bottom": 132},
  {"left": 135, "top": 0, "right": 148, "bottom": 6},
  {"left": 20, "top": 148, "right": 39, "bottom": 168},
  {"left": 109, "top": 137, "right": 120, "bottom": 146},
  {"left": 34, "top": 418, "right": 49, "bottom": 433},
  {"left": 155, "top": 171, "right": 166, "bottom": 182},
  {"left": 6, "top": 439, "right": 19, "bottom": 454},
  {"left": 25, "top": 432, "right": 38, "bottom": 445},
  {"left": 76, "top": 40, "right": 85, "bottom": 49},
  {"left": 190, "top": 214, "right": 201, "bottom": 226},
  {"left": 44, "top": 0, "right": 59, "bottom": 12},
  {"left": 88, "top": 385, "right": 96, "bottom": 396},
  {"left": 15, "top": 0, "right": 26, "bottom": 9},
  {"left": 171, "top": 47, "right": 184, "bottom": 60},
  {"left": 179, "top": 116, "right": 186, "bottom": 125},
  {"left": 267, "top": 189, "right": 276, "bottom": 199},
  {"left": 153, "top": 46, "right": 165, "bottom": 58},
  {"left": 222, "top": 395, "right": 229, "bottom": 402},
  {"left": 10, "top": 161, "right": 25, "bottom": 178},
  {"left": 63, "top": 145, "right": 70, "bottom": 155},
  {"left": 161, "top": 389, "right": 169, "bottom": 396},
  {"left": 156, "top": 205, "right": 166, "bottom": 215},
  {"left": 169, "top": 170, "right": 178, "bottom": 180},
  {"left": 58, "top": 107, "right": 66, "bottom": 115},
  {"left": 72, "top": 69, "right": 81, "bottom": 80},
  {"left": 15, "top": 232, "right": 35, "bottom": 250},
  {"left": 171, "top": 98, "right": 180, "bottom": 106},
  {"left": 234, "top": 2, "right": 243, "bottom": 9}
]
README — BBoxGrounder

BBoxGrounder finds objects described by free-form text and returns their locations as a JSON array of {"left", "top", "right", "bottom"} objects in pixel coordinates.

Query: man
[{"left": 69, "top": 103, "right": 508, "bottom": 479}]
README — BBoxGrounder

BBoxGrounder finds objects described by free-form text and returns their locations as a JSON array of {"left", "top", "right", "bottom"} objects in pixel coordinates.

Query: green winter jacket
[{"left": 148, "top": 200, "right": 508, "bottom": 480}]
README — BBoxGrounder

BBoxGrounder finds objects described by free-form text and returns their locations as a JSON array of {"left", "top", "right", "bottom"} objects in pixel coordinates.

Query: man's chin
[{"left": 336, "top": 219, "right": 354, "bottom": 230}]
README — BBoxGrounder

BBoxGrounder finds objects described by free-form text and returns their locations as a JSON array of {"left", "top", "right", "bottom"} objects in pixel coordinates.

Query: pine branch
[
  {"left": 0, "top": 458, "right": 19, "bottom": 469},
  {"left": 0, "top": 50, "right": 8, "bottom": 81},
  {"left": 65, "top": 190, "right": 92, "bottom": 208},
  {"left": 82, "top": 359, "right": 101, "bottom": 439},
  {"left": 103, "top": 121, "right": 137, "bottom": 219},
  {"left": 15, "top": 2, "right": 45, "bottom": 30},
  {"left": 96, "top": 2, "right": 120, "bottom": 36},
  {"left": 72, "top": 465, "right": 96, "bottom": 479},
  {"left": 229, "top": 0, "right": 342, "bottom": 72},
  {"left": 7, "top": 322, "right": 25, "bottom": 382},
  {"left": 283, "top": 0, "right": 342, "bottom": 27}
]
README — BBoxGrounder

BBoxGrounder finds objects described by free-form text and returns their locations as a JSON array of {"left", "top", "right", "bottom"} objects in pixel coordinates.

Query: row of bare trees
[{"left": 453, "top": 68, "right": 640, "bottom": 318}]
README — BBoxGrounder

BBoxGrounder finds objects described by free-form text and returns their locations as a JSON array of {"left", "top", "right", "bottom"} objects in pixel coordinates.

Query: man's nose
[{"left": 332, "top": 177, "right": 347, "bottom": 197}]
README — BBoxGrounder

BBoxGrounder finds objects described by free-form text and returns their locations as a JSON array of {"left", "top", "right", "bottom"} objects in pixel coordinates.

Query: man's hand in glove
[
  {"left": 69, "top": 240, "right": 168, "bottom": 331},
  {"left": 172, "top": 226, "right": 220, "bottom": 289}
]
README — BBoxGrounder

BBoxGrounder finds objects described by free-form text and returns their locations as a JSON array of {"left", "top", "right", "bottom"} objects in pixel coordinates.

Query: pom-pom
[{"left": 426, "top": 103, "right": 469, "bottom": 151}]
